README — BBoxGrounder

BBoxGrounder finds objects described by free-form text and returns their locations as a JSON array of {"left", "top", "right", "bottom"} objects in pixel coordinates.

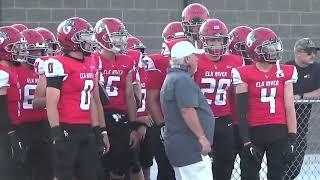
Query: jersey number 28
[{"left": 201, "top": 78, "right": 231, "bottom": 105}]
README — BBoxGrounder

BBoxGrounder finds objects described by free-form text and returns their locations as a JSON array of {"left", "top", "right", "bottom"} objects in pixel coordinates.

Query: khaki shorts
[{"left": 173, "top": 155, "right": 213, "bottom": 180}]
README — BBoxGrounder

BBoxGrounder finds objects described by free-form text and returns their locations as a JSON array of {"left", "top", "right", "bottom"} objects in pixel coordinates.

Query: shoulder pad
[
  {"left": 44, "top": 58, "right": 67, "bottom": 77},
  {"left": 0, "top": 70, "right": 10, "bottom": 88}
]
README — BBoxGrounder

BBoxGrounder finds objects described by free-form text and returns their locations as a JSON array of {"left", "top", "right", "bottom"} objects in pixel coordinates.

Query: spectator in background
[
  {"left": 284, "top": 38, "right": 320, "bottom": 180},
  {"left": 160, "top": 41, "right": 214, "bottom": 180}
]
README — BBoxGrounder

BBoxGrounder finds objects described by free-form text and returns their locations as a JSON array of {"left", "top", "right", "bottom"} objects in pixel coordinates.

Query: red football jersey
[
  {"left": 44, "top": 55, "right": 97, "bottom": 125},
  {"left": 137, "top": 67, "right": 148, "bottom": 117},
  {"left": 34, "top": 56, "right": 51, "bottom": 75},
  {"left": 14, "top": 65, "right": 47, "bottom": 123},
  {"left": 0, "top": 65, "right": 21, "bottom": 125},
  {"left": 127, "top": 49, "right": 142, "bottom": 83},
  {"left": 144, "top": 54, "right": 169, "bottom": 90},
  {"left": 230, "top": 61, "right": 256, "bottom": 124},
  {"left": 126, "top": 49, "right": 149, "bottom": 116},
  {"left": 144, "top": 54, "right": 169, "bottom": 119},
  {"left": 194, "top": 54, "right": 244, "bottom": 117},
  {"left": 232, "top": 64, "right": 297, "bottom": 127},
  {"left": 98, "top": 53, "right": 134, "bottom": 111},
  {"left": 161, "top": 38, "right": 188, "bottom": 57},
  {"left": 127, "top": 49, "right": 142, "bottom": 66}
]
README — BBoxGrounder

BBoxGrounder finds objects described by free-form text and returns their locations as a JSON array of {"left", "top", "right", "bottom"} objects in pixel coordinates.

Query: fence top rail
[{"left": 294, "top": 99, "right": 320, "bottom": 103}]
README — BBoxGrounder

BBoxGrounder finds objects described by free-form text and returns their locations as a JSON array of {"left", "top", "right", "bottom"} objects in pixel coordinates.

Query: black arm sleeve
[
  {"left": 0, "top": 95, "right": 13, "bottom": 132},
  {"left": 46, "top": 76, "right": 64, "bottom": 90},
  {"left": 235, "top": 92, "right": 250, "bottom": 144}
]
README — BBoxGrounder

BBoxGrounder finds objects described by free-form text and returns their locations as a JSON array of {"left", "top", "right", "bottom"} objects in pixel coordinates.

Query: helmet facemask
[
  {"left": 182, "top": 17, "right": 203, "bottom": 41},
  {"left": 201, "top": 35, "right": 229, "bottom": 57},
  {"left": 102, "top": 28, "right": 128, "bottom": 54},
  {"left": 256, "top": 40, "right": 283, "bottom": 63},
  {"left": 26, "top": 43, "right": 47, "bottom": 66},
  {"left": 233, "top": 41, "right": 252, "bottom": 63},
  {"left": 73, "top": 29, "right": 98, "bottom": 56},
  {"left": 131, "top": 42, "right": 146, "bottom": 54},
  {"left": 46, "top": 40, "right": 60, "bottom": 56},
  {"left": 7, "top": 38, "right": 29, "bottom": 63}
]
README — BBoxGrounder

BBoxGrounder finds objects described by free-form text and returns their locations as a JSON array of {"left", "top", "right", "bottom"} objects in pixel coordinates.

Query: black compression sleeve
[
  {"left": 0, "top": 95, "right": 13, "bottom": 132},
  {"left": 46, "top": 76, "right": 64, "bottom": 90},
  {"left": 235, "top": 92, "right": 250, "bottom": 144}
]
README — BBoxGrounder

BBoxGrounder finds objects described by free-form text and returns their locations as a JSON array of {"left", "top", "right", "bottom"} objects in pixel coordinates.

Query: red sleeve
[
  {"left": 146, "top": 70, "right": 163, "bottom": 90},
  {"left": 236, "top": 55, "right": 245, "bottom": 67},
  {"left": 127, "top": 56, "right": 137, "bottom": 83}
]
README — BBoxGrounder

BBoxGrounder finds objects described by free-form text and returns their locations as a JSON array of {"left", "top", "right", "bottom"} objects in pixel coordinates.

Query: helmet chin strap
[
  {"left": 110, "top": 46, "right": 122, "bottom": 54},
  {"left": 82, "top": 51, "right": 91, "bottom": 57},
  {"left": 275, "top": 60, "right": 284, "bottom": 78},
  {"left": 108, "top": 41, "right": 127, "bottom": 53},
  {"left": 12, "top": 61, "right": 21, "bottom": 66},
  {"left": 262, "top": 54, "right": 284, "bottom": 78}
]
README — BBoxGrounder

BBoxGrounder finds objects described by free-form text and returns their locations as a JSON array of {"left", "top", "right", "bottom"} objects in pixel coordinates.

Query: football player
[
  {"left": 126, "top": 36, "right": 144, "bottom": 110},
  {"left": 0, "top": 26, "right": 28, "bottom": 180},
  {"left": 161, "top": 21, "right": 187, "bottom": 57},
  {"left": 13, "top": 29, "right": 53, "bottom": 180},
  {"left": 94, "top": 17, "right": 143, "bottom": 180},
  {"left": 33, "top": 26, "right": 106, "bottom": 139},
  {"left": 44, "top": 17, "right": 105, "bottom": 180},
  {"left": 232, "top": 27, "right": 297, "bottom": 179},
  {"left": 228, "top": 25, "right": 253, "bottom": 169},
  {"left": 35, "top": 27, "right": 60, "bottom": 56},
  {"left": 32, "top": 27, "right": 60, "bottom": 109},
  {"left": 126, "top": 36, "right": 146, "bottom": 54},
  {"left": 229, "top": 26, "right": 254, "bottom": 65},
  {"left": 194, "top": 18, "right": 244, "bottom": 180},
  {"left": 162, "top": 21, "right": 185, "bottom": 43},
  {"left": 181, "top": 3, "right": 210, "bottom": 49},
  {"left": 127, "top": 36, "right": 156, "bottom": 180}
]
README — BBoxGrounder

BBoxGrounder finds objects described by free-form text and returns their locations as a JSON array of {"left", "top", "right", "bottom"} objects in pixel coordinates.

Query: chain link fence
[
  {"left": 231, "top": 100, "right": 320, "bottom": 180},
  {"left": 150, "top": 100, "right": 320, "bottom": 180}
]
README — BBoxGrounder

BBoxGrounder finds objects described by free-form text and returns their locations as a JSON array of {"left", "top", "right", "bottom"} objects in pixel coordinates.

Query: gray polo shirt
[{"left": 160, "top": 68, "right": 215, "bottom": 167}]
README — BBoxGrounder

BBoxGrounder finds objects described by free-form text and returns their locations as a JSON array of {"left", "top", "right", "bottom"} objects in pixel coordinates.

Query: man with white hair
[{"left": 160, "top": 41, "right": 214, "bottom": 180}]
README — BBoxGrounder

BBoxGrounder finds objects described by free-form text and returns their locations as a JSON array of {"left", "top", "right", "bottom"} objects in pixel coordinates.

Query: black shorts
[
  {"left": 212, "top": 116, "right": 235, "bottom": 180},
  {"left": 0, "top": 132, "right": 24, "bottom": 180},
  {"left": 17, "top": 120, "right": 53, "bottom": 180},
  {"left": 139, "top": 125, "right": 158, "bottom": 168},
  {"left": 53, "top": 124, "right": 101, "bottom": 180},
  {"left": 103, "top": 109, "right": 132, "bottom": 176}
]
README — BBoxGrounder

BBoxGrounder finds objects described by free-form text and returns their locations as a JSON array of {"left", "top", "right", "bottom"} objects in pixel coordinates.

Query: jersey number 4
[
  {"left": 201, "top": 78, "right": 231, "bottom": 105},
  {"left": 261, "top": 87, "right": 276, "bottom": 114}
]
